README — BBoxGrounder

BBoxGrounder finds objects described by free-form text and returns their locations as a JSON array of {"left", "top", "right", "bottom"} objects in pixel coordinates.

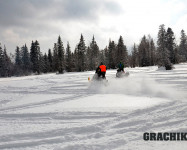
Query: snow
[{"left": 0, "top": 64, "right": 187, "bottom": 149}]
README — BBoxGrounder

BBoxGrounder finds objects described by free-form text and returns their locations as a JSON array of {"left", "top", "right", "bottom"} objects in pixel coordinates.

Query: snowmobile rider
[
  {"left": 117, "top": 62, "right": 124, "bottom": 72},
  {"left": 96, "top": 62, "right": 106, "bottom": 79}
]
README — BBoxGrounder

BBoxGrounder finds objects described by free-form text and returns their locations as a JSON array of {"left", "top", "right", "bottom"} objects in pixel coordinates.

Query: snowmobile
[
  {"left": 116, "top": 71, "right": 129, "bottom": 78},
  {"left": 88, "top": 73, "right": 108, "bottom": 86}
]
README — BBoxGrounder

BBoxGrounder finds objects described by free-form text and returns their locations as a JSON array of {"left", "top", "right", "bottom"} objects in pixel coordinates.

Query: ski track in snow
[{"left": 0, "top": 64, "right": 187, "bottom": 149}]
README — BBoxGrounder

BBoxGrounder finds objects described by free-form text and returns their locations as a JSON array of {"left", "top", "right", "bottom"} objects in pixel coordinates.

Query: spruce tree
[
  {"left": 149, "top": 39, "right": 156, "bottom": 66},
  {"left": 3, "top": 46, "right": 11, "bottom": 76},
  {"left": 30, "top": 40, "right": 40, "bottom": 74},
  {"left": 74, "top": 46, "right": 79, "bottom": 71},
  {"left": 43, "top": 53, "right": 49, "bottom": 73},
  {"left": 138, "top": 35, "right": 150, "bottom": 67},
  {"left": 0, "top": 43, "right": 4, "bottom": 77},
  {"left": 53, "top": 43, "right": 58, "bottom": 72},
  {"left": 48, "top": 49, "right": 53, "bottom": 72},
  {"left": 108, "top": 40, "right": 116, "bottom": 69},
  {"left": 21, "top": 44, "right": 31, "bottom": 73},
  {"left": 57, "top": 36, "right": 65, "bottom": 73},
  {"left": 117, "top": 36, "right": 128, "bottom": 67},
  {"left": 77, "top": 34, "right": 86, "bottom": 71},
  {"left": 104, "top": 46, "right": 109, "bottom": 67},
  {"left": 157, "top": 24, "right": 172, "bottom": 70},
  {"left": 165, "top": 27, "right": 177, "bottom": 64},
  {"left": 15, "top": 46, "right": 23, "bottom": 76},
  {"left": 179, "top": 30, "right": 187, "bottom": 61},
  {"left": 15, "top": 46, "right": 22, "bottom": 67},
  {"left": 90, "top": 36, "right": 99, "bottom": 70},
  {"left": 131, "top": 44, "right": 139, "bottom": 67},
  {"left": 65, "top": 42, "right": 72, "bottom": 72},
  {"left": 99, "top": 50, "right": 105, "bottom": 65},
  {"left": 86, "top": 46, "right": 92, "bottom": 70}
]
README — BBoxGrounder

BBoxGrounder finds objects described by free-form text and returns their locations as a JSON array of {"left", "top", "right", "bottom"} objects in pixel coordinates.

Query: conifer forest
[{"left": 0, "top": 24, "right": 187, "bottom": 77}]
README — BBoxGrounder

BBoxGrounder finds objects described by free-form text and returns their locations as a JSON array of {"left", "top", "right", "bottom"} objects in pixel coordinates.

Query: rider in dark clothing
[{"left": 117, "top": 62, "right": 124, "bottom": 72}]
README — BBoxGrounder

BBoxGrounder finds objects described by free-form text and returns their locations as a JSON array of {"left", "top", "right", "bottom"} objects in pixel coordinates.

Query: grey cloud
[
  {"left": 0, "top": 0, "right": 123, "bottom": 52},
  {"left": 0, "top": 0, "right": 123, "bottom": 27},
  {"left": 56, "top": 0, "right": 123, "bottom": 20}
]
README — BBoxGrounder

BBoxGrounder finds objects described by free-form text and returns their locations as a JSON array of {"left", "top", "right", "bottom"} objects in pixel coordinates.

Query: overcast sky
[{"left": 0, "top": 0, "right": 187, "bottom": 53}]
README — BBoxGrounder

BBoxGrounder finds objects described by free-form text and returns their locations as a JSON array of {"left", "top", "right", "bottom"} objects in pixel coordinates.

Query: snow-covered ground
[{"left": 0, "top": 64, "right": 187, "bottom": 150}]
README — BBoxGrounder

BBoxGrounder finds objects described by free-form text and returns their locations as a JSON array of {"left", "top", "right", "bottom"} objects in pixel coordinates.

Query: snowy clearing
[{"left": 0, "top": 64, "right": 187, "bottom": 150}]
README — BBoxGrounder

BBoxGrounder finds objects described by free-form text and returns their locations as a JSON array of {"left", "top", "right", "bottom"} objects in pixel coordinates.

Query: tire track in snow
[
  {"left": 0, "top": 94, "right": 91, "bottom": 112},
  {"left": 1, "top": 100, "right": 187, "bottom": 149}
]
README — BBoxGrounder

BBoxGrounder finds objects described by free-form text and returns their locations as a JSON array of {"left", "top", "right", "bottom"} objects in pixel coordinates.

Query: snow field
[{"left": 0, "top": 64, "right": 187, "bottom": 149}]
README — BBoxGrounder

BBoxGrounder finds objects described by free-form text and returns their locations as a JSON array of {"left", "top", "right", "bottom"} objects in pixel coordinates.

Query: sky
[{"left": 0, "top": 0, "right": 187, "bottom": 54}]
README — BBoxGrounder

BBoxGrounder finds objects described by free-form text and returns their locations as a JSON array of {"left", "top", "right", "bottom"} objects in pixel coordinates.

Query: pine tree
[
  {"left": 53, "top": 43, "right": 58, "bottom": 72},
  {"left": 15, "top": 46, "right": 23, "bottom": 76},
  {"left": 90, "top": 35, "right": 99, "bottom": 70},
  {"left": 99, "top": 50, "right": 105, "bottom": 65},
  {"left": 15, "top": 46, "right": 22, "bottom": 67},
  {"left": 21, "top": 44, "right": 31, "bottom": 74},
  {"left": 71, "top": 50, "right": 77, "bottom": 72},
  {"left": 108, "top": 40, "right": 116, "bottom": 69},
  {"left": 0, "top": 43, "right": 4, "bottom": 77},
  {"left": 3, "top": 46, "right": 11, "bottom": 76},
  {"left": 179, "top": 30, "right": 187, "bottom": 62},
  {"left": 74, "top": 46, "right": 79, "bottom": 71},
  {"left": 43, "top": 53, "right": 49, "bottom": 73},
  {"left": 57, "top": 36, "right": 65, "bottom": 73},
  {"left": 38, "top": 52, "right": 47, "bottom": 74},
  {"left": 165, "top": 27, "right": 177, "bottom": 64},
  {"left": 174, "top": 46, "right": 180, "bottom": 64},
  {"left": 138, "top": 35, "right": 150, "bottom": 67},
  {"left": 48, "top": 49, "right": 53, "bottom": 72},
  {"left": 157, "top": 24, "right": 172, "bottom": 70},
  {"left": 131, "top": 44, "right": 139, "bottom": 67},
  {"left": 149, "top": 38, "right": 156, "bottom": 66},
  {"left": 86, "top": 46, "right": 92, "bottom": 70},
  {"left": 77, "top": 34, "right": 86, "bottom": 71},
  {"left": 65, "top": 42, "right": 72, "bottom": 72},
  {"left": 104, "top": 46, "right": 109, "bottom": 67},
  {"left": 30, "top": 40, "right": 40, "bottom": 74},
  {"left": 117, "top": 36, "right": 128, "bottom": 67}
]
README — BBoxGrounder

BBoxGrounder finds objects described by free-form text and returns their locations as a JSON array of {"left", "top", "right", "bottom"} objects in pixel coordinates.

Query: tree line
[{"left": 0, "top": 24, "right": 187, "bottom": 77}]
